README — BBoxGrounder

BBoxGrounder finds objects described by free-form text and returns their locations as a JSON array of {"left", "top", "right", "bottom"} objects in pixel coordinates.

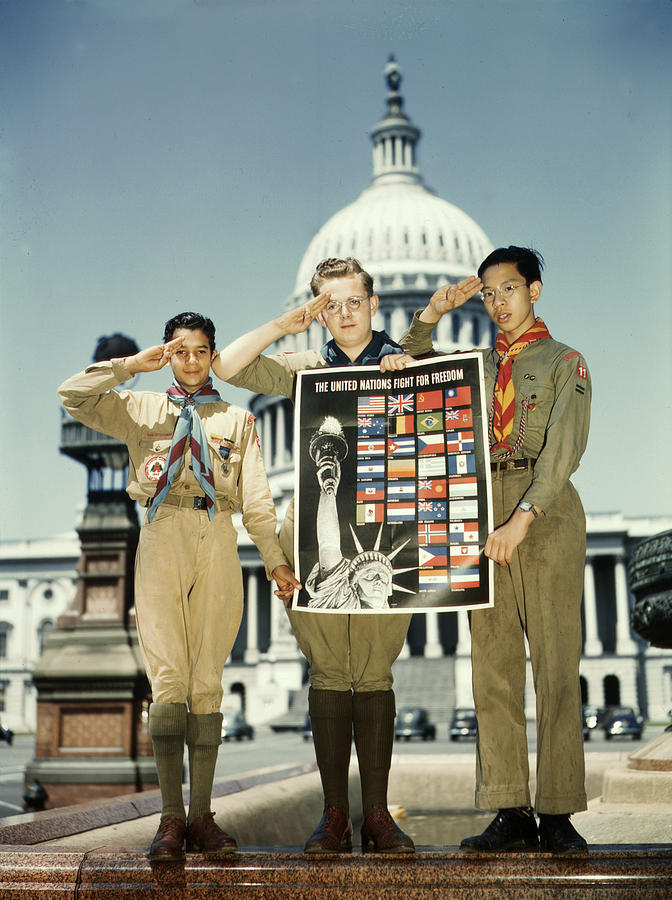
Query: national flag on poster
[
  {"left": 449, "top": 522, "right": 479, "bottom": 543},
  {"left": 358, "top": 396, "right": 386, "bottom": 415},
  {"left": 356, "top": 482, "right": 384, "bottom": 502},
  {"left": 357, "top": 460, "right": 385, "bottom": 478},
  {"left": 450, "top": 499, "right": 479, "bottom": 520},
  {"left": 388, "top": 458, "right": 416, "bottom": 479},
  {"left": 445, "top": 430, "right": 475, "bottom": 453},
  {"left": 388, "top": 414, "right": 415, "bottom": 436},
  {"left": 445, "top": 407, "right": 473, "bottom": 429},
  {"left": 386, "top": 502, "right": 416, "bottom": 522},
  {"left": 449, "top": 476, "right": 478, "bottom": 498},
  {"left": 416, "top": 412, "right": 443, "bottom": 433},
  {"left": 388, "top": 394, "right": 414, "bottom": 414},
  {"left": 357, "top": 438, "right": 385, "bottom": 456},
  {"left": 418, "top": 500, "right": 447, "bottom": 521},
  {"left": 356, "top": 503, "right": 384, "bottom": 525},
  {"left": 358, "top": 416, "right": 385, "bottom": 436},
  {"left": 418, "top": 546, "right": 448, "bottom": 567},
  {"left": 451, "top": 568, "right": 480, "bottom": 590},
  {"left": 387, "top": 437, "right": 415, "bottom": 456},
  {"left": 418, "top": 569, "right": 450, "bottom": 590},
  {"left": 450, "top": 544, "right": 480, "bottom": 566},
  {"left": 447, "top": 454, "right": 476, "bottom": 475},
  {"left": 416, "top": 390, "right": 443, "bottom": 411},
  {"left": 418, "top": 478, "right": 447, "bottom": 499},
  {"left": 418, "top": 433, "right": 445, "bottom": 456},
  {"left": 445, "top": 386, "right": 472, "bottom": 407},
  {"left": 418, "top": 456, "right": 446, "bottom": 478},
  {"left": 387, "top": 481, "right": 416, "bottom": 499},
  {"left": 417, "top": 521, "right": 448, "bottom": 544}
]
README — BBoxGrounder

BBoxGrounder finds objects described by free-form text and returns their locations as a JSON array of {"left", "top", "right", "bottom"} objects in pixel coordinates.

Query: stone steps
[{"left": 0, "top": 846, "right": 670, "bottom": 898}]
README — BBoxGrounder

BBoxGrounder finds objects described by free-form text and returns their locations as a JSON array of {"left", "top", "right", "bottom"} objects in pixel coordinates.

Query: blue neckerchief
[{"left": 320, "top": 330, "right": 404, "bottom": 367}]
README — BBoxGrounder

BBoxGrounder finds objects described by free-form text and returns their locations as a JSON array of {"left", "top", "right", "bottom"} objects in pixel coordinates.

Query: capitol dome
[{"left": 291, "top": 56, "right": 492, "bottom": 307}]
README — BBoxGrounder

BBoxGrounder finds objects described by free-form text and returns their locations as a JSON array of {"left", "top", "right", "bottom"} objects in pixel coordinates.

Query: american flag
[{"left": 358, "top": 396, "right": 386, "bottom": 415}]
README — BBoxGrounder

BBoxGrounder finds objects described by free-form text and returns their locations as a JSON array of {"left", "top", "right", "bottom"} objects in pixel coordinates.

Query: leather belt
[
  {"left": 490, "top": 458, "right": 534, "bottom": 473},
  {"left": 144, "top": 494, "right": 212, "bottom": 511}
]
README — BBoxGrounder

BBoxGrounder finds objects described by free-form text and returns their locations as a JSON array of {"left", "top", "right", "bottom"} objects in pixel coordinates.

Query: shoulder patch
[
  {"left": 247, "top": 412, "right": 256, "bottom": 425},
  {"left": 563, "top": 351, "right": 582, "bottom": 361},
  {"left": 576, "top": 362, "right": 588, "bottom": 380}
]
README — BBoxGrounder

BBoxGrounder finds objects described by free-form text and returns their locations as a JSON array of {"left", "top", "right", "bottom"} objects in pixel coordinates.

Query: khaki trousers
[
  {"left": 134, "top": 505, "right": 243, "bottom": 714},
  {"left": 279, "top": 499, "right": 411, "bottom": 692},
  {"left": 470, "top": 468, "right": 587, "bottom": 814}
]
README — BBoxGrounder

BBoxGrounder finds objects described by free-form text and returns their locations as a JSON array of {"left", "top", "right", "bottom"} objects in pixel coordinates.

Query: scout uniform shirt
[{"left": 58, "top": 357, "right": 286, "bottom": 578}]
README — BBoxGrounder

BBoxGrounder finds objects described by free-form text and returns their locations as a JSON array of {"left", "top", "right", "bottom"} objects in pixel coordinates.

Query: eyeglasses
[
  {"left": 481, "top": 282, "right": 528, "bottom": 305},
  {"left": 324, "top": 296, "right": 370, "bottom": 315}
]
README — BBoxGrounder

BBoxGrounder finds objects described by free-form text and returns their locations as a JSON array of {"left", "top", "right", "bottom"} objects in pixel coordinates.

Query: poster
[{"left": 292, "top": 354, "right": 494, "bottom": 613}]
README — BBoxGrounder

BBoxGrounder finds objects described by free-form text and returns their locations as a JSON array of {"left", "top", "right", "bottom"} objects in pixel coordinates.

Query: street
[{"left": 1, "top": 722, "right": 661, "bottom": 821}]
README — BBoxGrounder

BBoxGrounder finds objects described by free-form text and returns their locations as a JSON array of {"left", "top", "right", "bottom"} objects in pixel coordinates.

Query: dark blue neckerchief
[{"left": 320, "top": 330, "right": 404, "bottom": 367}]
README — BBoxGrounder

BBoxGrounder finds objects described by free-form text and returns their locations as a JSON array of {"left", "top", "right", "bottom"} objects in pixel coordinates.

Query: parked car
[
  {"left": 221, "top": 710, "right": 254, "bottom": 742},
  {"left": 582, "top": 705, "right": 608, "bottom": 741},
  {"left": 602, "top": 707, "right": 644, "bottom": 741},
  {"left": 394, "top": 707, "right": 436, "bottom": 742},
  {"left": 449, "top": 707, "right": 477, "bottom": 742},
  {"left": 0, "top": 724, "right": 13, "bottom": 746},
  {"left": 302, "top": 713, "right": 313, "bottom": 742}
]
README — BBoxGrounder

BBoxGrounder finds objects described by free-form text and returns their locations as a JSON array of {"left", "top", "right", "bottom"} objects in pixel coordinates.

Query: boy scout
[
  {"left": 401, "top": 247, "right": 591, "bottom": 855},
  {"left": 213, "top": 258, "right": 422, "bottom": 854},
  {"left": 59, "top": 312, "right": 299, "bottom": 862}
]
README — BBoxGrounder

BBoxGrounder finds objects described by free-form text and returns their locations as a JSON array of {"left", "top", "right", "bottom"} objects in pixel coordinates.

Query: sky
[{"left": 1, "top": 0, "right": 671, "bottom": 542}]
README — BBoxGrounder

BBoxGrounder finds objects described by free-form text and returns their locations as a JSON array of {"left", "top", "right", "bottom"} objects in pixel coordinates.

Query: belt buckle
[{"left": 193, "top": 497, "right": 207, "bottom": 510}]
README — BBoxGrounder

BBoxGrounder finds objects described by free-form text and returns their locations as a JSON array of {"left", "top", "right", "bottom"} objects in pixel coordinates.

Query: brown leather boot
[
  {"left": 361, "top": 806, "right": 415, "bottom": 853},
  {"left": 149, "top": 816, "right": 186, "bottom": 862},
  {"left": 304, "top": 806, "right": 353, "bottom": 853},
  {"left": 186, "top": 812, "right": 237, "bottom": 856}
]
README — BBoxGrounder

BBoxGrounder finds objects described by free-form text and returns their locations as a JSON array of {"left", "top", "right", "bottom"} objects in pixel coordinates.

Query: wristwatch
[{"left": 518, "top": 500, "right": 538, "bottom": 518}]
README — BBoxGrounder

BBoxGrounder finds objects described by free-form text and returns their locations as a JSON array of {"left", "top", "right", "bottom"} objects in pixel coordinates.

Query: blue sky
[{"left": 1, "top": 0, "right": 670, "bottom": 540}]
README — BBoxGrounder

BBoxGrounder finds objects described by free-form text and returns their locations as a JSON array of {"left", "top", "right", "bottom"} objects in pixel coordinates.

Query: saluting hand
[
  {"left": 274, "top": 293, "right": 331, "bottom": 336},
  {"left": 422, "top": 276, "right": 484, "bottom": 323},
  {"left": 125, "top": 337, "right": 184, "bottom": 375}
]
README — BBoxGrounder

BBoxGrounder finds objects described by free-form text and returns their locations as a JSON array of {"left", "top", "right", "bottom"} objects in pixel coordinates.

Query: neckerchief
[
  {"left": 491, "top": 317, "right": 552, "bottom": 451},
  {"left": 321, "top": 330, "right": 404, "bottom": 367},
  {"left": 148, "top": 378, "right": 222, "bottom": 522}
]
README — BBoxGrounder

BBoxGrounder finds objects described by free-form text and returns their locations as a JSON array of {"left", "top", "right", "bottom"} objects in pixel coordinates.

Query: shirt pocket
[
  {"left": 137, "top": 438, "right": 171, "bottom": 485},
  {"left": 207, "top": 437, "right": 241, "bottom": 495},
  {"left": 520, "top": 383, "right": 555, "bottom": 454}
]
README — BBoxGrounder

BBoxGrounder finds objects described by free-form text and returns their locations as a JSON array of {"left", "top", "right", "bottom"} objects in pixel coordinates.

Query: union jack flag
[{"left": 388, "top": 394, "right": 414, "bottom": 414}]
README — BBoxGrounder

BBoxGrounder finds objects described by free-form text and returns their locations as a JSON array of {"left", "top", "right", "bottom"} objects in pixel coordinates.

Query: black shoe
[
  {"left": 538, "top": 814, "right": 588, "bottom": 856},
  {"left": 460, "top": 808, "right": 539, "bottom": 853}
]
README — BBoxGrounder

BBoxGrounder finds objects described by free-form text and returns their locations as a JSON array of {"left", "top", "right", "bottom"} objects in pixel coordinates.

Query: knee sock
[
  {"left": 186, "top": 712, "right": 223, "bottom": 825},
  {"left": 352, "top": 689, "right": 396, "bottom": 816},
  {"left": 308, "top": 687, "right": 353, "bottom": 815},
  {"left": 149, "top": 702, "right": 187, "bottom": 822}
]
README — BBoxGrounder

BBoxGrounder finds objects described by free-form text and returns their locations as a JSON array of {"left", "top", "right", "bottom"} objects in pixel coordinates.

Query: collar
[{"left": 320, "top": 330, "right": 404, "bottom": 367}]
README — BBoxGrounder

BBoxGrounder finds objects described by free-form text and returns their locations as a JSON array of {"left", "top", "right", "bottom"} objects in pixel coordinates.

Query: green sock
[
  {"left": 186, "top": 712, "right": 223, "bottom": 825},
  {"left": 149, "top": 702, "right": 187, "bottom": 822},
  {"left": 308, "top": 687, "right": 353, "bottom": 815},
  {"left": 352, "top": 690, "right": 396, "bottom": 816}
]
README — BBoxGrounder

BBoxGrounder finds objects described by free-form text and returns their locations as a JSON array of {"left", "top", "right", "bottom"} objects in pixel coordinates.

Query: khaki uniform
[
  {"left": 401, "top": 314, "right": 591, "bottom": 814},
  {"left": 228, "top": 348, "right": 412, "bottom": 692},
  {"left": 59, "top": 358, "right": 287, "bottom": 714}
]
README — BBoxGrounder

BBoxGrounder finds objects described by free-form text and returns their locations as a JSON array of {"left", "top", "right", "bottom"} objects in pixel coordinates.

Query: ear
[
  {"left": 210, "top": 349, "right": 217, "bottom": 362},
  {"left": 369, "top": 294, "right": 380, "bottom": 315},
  {"left": 528, "top": 281, "right": 542, "bottom": 304}
]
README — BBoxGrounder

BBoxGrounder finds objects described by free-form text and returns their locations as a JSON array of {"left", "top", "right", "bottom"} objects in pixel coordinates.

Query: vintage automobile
[
  {"left": 394, "top": 706, "right": 436, "bottom": 742},
  {"left": 0, "top": 724, "right": 13, "bottom": 746},
  {"left": 221, "top": 710, "right": 254, "bottom": 742},
  {"left": 449, "top": 707, "right": 478, "bottom": 742},
  {"left": 602, "top": 707, "right": 645, "bottom": 741},
  {"left": 582, "top": 705, "right": 609, "bottom": 740},
  {"left": 302, "top": 713, "right": 313, "bottom": 742}
]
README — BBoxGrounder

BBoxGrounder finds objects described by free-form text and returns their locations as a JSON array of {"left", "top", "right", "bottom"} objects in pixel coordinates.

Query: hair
[
  {"left": 93, "top": 333, "right": 139, "bottom": 363},
  {"left": 477, "top": 246, "right": 545, "bottom": 285},
  {"left": 310, "top": 257, "right": 374, "bottom": 298},
  {"left": 163, "top": 312, "right": 216, "bottom": 350}
]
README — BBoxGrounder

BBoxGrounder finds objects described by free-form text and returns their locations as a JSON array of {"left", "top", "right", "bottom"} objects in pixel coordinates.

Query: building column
[
  {"left": 455, "top": 609, "right": 471, "bottom": 656},
  {"left": 582, "top": 558, "right": 603, "bottom": 657},
  {"left": 274, "top": 400, "right": 286, "bottom": 469},
  {"left": 262, "top": 409, "right": 273, "bottom": 471},
  {"left": 424, "top": 611, "right": 443, "bottom": 658},
  {"left": 614, "top": 554, "right": 638, "bottom": 655},
  {"left": 244, "top": 570, "right": 260, "bottom": 664}
]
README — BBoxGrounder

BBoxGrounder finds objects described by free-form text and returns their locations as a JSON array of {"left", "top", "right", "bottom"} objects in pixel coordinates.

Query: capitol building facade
[{"left": 1, "top": 61, "right": 671, "bottom": 732}]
